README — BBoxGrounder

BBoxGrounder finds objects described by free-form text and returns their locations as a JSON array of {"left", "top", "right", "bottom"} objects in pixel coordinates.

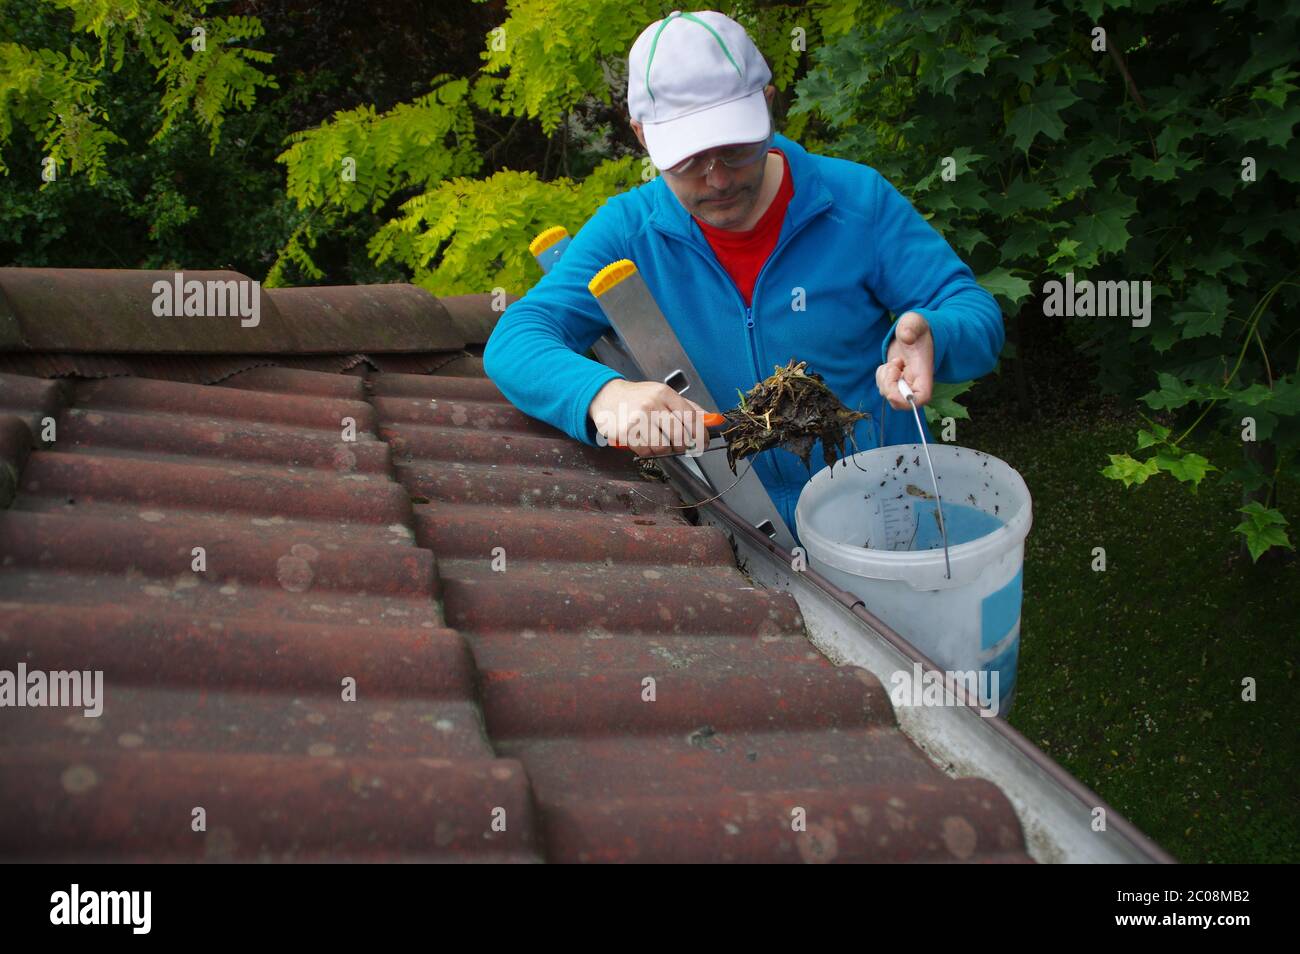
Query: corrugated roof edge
[
  {"left": 0, "top": 268, "right": 513, "bottom": 355},
  {"left": 0, "top": 350, "right": 485, "bottom": 386}
]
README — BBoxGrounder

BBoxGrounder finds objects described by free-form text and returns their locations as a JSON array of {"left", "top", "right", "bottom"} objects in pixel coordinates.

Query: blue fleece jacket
[{"left": 483, "top": 132, "right": 1004, "bottom": 537}]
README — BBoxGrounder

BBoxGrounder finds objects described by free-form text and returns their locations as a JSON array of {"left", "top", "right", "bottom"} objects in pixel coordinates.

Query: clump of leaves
[{"left": 719, "top": 359, "right": 871, "bottom": 474}]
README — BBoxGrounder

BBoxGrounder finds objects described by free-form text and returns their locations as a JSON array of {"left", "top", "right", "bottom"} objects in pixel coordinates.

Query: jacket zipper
[
  {"left": 656, "top": 175, "right": 831, "bottom": 508},
  {"left": 673, "top": 238, "right": 763, "bottom": 387},
  {"left": 737, "top": 206, "right": 828, "bottom": 496},
  {"left": 670, "top": 199, "right": 828, "bottom": 372}
]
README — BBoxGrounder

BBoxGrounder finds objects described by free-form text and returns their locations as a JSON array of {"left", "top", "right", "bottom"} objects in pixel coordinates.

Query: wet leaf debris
[{"left": 717, "top": 359, "right": 871, "bottom": 474}]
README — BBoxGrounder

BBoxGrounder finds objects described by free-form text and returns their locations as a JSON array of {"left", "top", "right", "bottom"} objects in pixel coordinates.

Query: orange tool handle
[{"left": 611, "top": 412, "right": 726, "bottom": 450}]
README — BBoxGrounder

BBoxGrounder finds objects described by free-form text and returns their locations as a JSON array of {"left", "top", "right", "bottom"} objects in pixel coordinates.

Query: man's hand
[
  {"left": 876, "top": 311, "right": 935, "bottom": 411},
  {"left": 588, "top": 379, "right": 711, "bottom": 458}
]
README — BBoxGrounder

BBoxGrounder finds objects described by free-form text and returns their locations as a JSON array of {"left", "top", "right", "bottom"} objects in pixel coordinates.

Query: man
[{"left": 484, "top": 10, "right": 1003, "bottom": 537}]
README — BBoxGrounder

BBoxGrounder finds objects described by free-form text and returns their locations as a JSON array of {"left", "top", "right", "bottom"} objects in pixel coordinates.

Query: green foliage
[
  {"left": 1101, "top": 451, "right": 1160, "bottom": 488},
  {"left": 926, "top": 379, "right": 974, "bottom": 424},
  {"left": 472, "top": 0, "right": 668, "bottom": 134},
  {"left": 0, "top": 0, "right": 275, "bottom": 182},
  {"left": 472, "top": 1, "right": 853, "bottom": 135},
  {"left": 52, "top": 0, "right": 276, "bottom": 148},
  {"left": 0, "top": 40, "right": 122, "bottom": 178},
  {"left": 369, "top": 156, "right": 643, "bottom": 296},
  {"left": 272, "top": 0, "right": 863, "bottom": 290},
  {"left": 1103, "top": 416, "right": 1211, "bottom": 489},
  {"left": 151, "top": 12, "right": 275, "bottom": 148},
  {"left": 1233, "top": 501, "right": 1294, "bottom": 563},
  {"left": 792, "top": 0, "right": 1300, "bottom": 558},
  {"left": 267, "top": 76, "right": 482, "bottom": 287},
  {"left": 278, "top": 77, "right": 480, "bottom": 215},
  {"left": 1, "top": 0, "right": 303, "bottom": 274}
]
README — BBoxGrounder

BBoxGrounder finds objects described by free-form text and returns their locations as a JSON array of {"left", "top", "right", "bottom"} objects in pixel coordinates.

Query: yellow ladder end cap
[
  {"left": 588, "top": 259, "right": 638, "bottom": 297},
  {"left": 529, "top": 226, "right": 569, "bottom": 256}
]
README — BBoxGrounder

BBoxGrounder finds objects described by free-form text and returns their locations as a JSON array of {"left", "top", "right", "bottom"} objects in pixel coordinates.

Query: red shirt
[{"left": 693, "top": 149, "right": 793, "bottom": 307}]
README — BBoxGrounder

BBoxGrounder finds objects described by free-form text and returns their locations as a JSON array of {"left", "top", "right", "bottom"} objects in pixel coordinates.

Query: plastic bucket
[{"left": 794, "top": 444, "right": 1032, "bottom": 714}]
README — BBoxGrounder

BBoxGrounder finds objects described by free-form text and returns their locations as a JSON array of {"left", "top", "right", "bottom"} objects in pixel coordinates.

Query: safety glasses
[{"left": 662, "top": 129, "right": 774, "bottom": 178}]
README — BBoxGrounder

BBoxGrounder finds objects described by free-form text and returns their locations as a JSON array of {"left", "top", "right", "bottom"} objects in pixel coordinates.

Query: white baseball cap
[{"left": 627, "top": 10, "right": 773, "bottom": 172}]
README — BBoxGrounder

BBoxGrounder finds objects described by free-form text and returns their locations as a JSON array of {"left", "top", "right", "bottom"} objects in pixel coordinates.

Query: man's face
[
  {"left": 632, "top": 86, "right": 776, "bottom": 231},
  {"left": 659, "top": 142, "right": 770, "bottom": 230}
]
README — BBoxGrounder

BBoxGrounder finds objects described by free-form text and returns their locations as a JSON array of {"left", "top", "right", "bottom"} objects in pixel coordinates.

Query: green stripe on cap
[
  {"left": 645, "top": 11, "right": 744, "bottom": 105},
  {"left": 679, "top": 12, "right": 743, "bottom": 77},
  {"left": 643, "top": 12, "right": 683, "bottom": 105}
]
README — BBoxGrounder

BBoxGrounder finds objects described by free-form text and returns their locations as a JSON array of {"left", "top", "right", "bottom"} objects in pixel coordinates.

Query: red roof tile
[{"left": 0, "top": 269, "right": 1034, "bottom": 862}]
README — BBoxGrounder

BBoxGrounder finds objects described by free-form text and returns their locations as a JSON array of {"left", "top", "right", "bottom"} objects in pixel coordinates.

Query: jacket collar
[{"left": 648, "top": 132, "right": 833, "bottom": 242}]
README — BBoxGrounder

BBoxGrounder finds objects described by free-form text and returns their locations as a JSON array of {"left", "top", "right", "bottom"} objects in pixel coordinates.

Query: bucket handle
[{"left": 898, "top": 379, "right": 951, "bottom": 580}]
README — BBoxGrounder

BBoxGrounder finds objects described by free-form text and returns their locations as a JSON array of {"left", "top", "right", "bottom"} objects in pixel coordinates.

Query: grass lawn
[{"left": 955, "top": 342, "right": 1298, "bottom": 864}]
